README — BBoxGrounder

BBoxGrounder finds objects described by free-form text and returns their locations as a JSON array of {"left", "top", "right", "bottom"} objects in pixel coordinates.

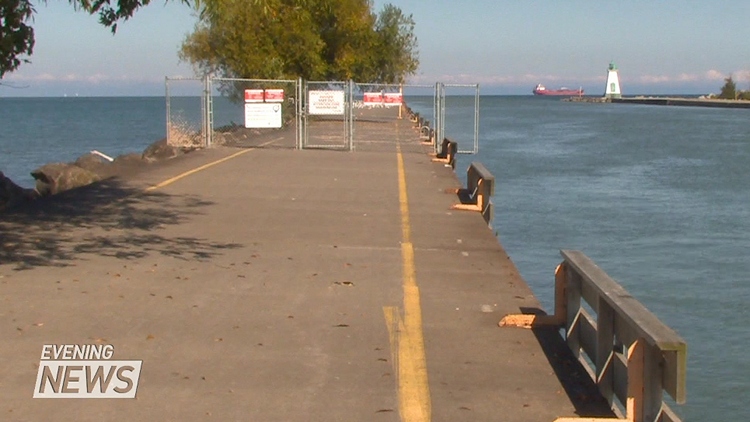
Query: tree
[
  {"left": 371, "top": 4, "right": 418, "bottom": 84},
  {"left": 0, "top": 0, "right": 189, "bottom": 78},
  {"left": 179, "top": 0, "right": 418, "bottom": 91},
  {"left": 718, "top": 76, "right": 737, "bottom": 100}
]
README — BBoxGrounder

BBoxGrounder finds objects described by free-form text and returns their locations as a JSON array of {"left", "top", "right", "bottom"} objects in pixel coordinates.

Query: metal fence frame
[
  {"left": 165, "top": 77, "right": 480, "bottom": 154},
  {"left": 436, "top": 83, "right": 480, "bottom": 155},
  {"left": 303, "top": 80, "right": 353, "bottom": 151},
  {"left": 210, "top": 77, "right": 302, "bottom": 149},
  {"left": 165, "top": 76, "right": 208, "bottom": 148}
]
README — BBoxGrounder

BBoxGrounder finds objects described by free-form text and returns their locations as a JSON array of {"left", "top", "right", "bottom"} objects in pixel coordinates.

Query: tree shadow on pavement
[{"left": 0, "top": 178, "right": 242, "bottom": 271}]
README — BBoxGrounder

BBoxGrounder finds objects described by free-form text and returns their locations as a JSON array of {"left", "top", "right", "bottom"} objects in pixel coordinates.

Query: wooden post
[
  {"left": 596, "top": 298, "right": 615, "bottom": 407},
  {"left": 626, "top": 339, "right": 645, "bottom": 422}
]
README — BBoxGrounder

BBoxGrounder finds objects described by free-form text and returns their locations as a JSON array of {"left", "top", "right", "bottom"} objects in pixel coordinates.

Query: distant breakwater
[{"left": 564, "top": 96, "right": 750, "bottom": 109}]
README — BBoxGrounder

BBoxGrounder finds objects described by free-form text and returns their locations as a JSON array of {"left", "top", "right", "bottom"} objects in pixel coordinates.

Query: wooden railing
[
  {"left": 450, "top": 162, "right": 494, "bottom": 226},
  {"left": 431, "top": 138, "right": 457, "bottom": 169},
  {"left": 408, "top": 111, "right": 433, "bottom": 143},
  {"left": 501, "top": 250, "right": 687, "bottom": 422}
]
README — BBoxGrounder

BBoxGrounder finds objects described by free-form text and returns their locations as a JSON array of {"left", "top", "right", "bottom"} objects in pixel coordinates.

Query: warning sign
[
  {"left": 308, "top": 90, "right": 345, "bottom": 115},
  {"left": 383, "top": 92, "right": 403, "bottom": 105},
  {"left": 244, "top": 89, "right": 264, "bottom": 103},
  {"left": 264, "top": 89, "right": 284, "bottom": 102},
  {"left": 363, "top": 92, "right": 384, "bottom": 105},
  {"left": 245, "top": 103, "right": 282, "bottom": 128}
]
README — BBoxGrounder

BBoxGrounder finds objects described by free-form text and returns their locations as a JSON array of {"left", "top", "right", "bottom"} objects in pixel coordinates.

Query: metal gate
[
  {"left": 435, "top": 83, "right": 480, "bottom": 155},
  {"left": 303, "top": 80, "right": 353, "bottom": 150}
]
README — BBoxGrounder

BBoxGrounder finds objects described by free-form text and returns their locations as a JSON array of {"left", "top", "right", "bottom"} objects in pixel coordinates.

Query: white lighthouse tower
[{"left": 604, "top": 61, "right": 622, "bottom": 98}]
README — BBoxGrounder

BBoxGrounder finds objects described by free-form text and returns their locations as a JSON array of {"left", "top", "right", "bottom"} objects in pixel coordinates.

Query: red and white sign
[
  {"left": 363, "top": 92, "right": 384, "bottom": 105},
  {"left": 383, "top": 92, "right": 403, "bottom": 105},
  {"left": 244, "top": 89, "right": 264, "bottom": 103},
  {"left": 264, "top": 89, "right": 284, "bottom": 102}
]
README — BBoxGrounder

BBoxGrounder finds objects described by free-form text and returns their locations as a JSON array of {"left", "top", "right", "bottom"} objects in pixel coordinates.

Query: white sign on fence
[
  {"left": 308, "top": 90, "right": 345, "bottom": 115},
  {"left": 245, "top": 103, "right": 282, "bottom": 128}
]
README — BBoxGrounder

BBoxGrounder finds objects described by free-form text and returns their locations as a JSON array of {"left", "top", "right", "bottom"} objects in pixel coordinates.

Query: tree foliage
[
  {"left": 718, "top": 76, "right": 737, "bottom": 100},
  {"left": 0, "top": 0, "right": 189, "bottom": 78},
  {"left": 179, "top": 0, "right": 419, "bottom": 86}
]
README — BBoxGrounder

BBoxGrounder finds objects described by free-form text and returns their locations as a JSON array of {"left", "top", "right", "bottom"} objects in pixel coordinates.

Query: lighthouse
[{"left": 604, "top": 61, "right": 622, "bottom": 98}]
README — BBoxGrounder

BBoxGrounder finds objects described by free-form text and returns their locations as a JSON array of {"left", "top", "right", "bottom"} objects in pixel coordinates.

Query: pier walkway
[{"left": 0, "top": 116, "right": 610, "bottom": 421}]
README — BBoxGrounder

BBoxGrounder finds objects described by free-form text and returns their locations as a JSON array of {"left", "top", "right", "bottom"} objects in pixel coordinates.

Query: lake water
[{"left": 2, "top": 95, "right": 747, "bottom": 420}]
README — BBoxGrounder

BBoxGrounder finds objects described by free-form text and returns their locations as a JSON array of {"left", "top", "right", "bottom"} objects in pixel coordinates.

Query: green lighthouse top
[{"left": 609, "top": 61, "right": 618, "bottom": 71}]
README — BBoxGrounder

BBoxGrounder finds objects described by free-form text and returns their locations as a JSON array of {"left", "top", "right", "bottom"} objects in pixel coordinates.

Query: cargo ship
[{"left": 533, "top": 84, "right": 584, "bottom": 96}]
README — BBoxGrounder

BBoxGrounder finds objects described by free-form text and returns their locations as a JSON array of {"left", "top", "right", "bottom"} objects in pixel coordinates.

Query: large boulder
[
  {"left": 142, "top": 138, "right": 181, "bottom": 163},
  {"left": 0, "top": 171, "right": 37, "bottom": 210},
  {"left": 74, "top": 152, "right": 114, "bottom": 178},
  {"left": 112, "top": 153, "right": 145, "bottom": 167},
  {"left": 31, "top": 163, "right": 101, "bottom": 196},
  {"left": 105, "top": 153, "right": 147, "bottom": 178}
]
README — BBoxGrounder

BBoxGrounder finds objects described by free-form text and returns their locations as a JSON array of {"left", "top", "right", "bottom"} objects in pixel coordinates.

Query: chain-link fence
[
  {"left": 303, "top": 81, "right": 352, "bottom": 150},
  {"left": 437, "top": 83, "right": 480, "bottom": 155},
  {"left": 165, "top": 77, "right": 206, "bottom": 149},
  {"left": 210, "top": 78, "right": 301, "bottom": 149},
  {"left": 165, "top": 77, "right": 479, "bottom": 154},
  {"left": 347, "top": 83, "right": 422, "bottom": 152}
]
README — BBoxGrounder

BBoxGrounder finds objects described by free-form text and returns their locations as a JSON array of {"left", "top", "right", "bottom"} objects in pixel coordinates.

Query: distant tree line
[
  {"left": 716, "top": 76, "right": 750, "bottom": 100},
  {"left": 0, "top": 0, "right": 419, "bottom": 86}
]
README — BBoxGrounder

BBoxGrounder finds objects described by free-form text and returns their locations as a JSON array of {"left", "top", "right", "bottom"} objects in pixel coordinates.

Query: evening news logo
[{"left": 33, "top": 344, "right": 142, "bottom": 398}]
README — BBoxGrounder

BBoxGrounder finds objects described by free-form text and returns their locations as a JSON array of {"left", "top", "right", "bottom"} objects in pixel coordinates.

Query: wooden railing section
[
  {"left": 450, "top": 162, "right": 495, "bottom": 226},
  {"left": 500, "top": 250, "right": 687, "bottom": 422},
  {"left": 431, "top": 138, "right": 457, "bottom": 169}
]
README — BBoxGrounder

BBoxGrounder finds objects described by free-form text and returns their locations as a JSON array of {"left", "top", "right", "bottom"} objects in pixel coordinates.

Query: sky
[{"left": 2, "top": 0, "right": 750, "bottom": 96}]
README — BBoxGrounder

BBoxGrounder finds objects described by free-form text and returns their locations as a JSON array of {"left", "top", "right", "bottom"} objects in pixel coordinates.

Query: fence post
[
  {"left": 165, "top": 77, "right": 171, "bottom": 146},
  {"left": 202, "top": 74, "right": 212, "bottom": 147}
]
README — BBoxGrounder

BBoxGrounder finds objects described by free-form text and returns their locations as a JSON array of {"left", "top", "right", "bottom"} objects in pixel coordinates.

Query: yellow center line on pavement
[
  {"left": 145, "top": 149, "right": 252, "bottom": 192},
  {"left": 144, "top": 137, "right": 282, "bottom": 192},
  {"left": 385, "top": 144, "right": 431, "bottom": 421}
]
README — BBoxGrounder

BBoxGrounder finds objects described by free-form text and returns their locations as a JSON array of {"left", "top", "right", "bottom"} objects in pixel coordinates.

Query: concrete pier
[{"left": 0, "top": 115, "right": 612, "bottom": 421}]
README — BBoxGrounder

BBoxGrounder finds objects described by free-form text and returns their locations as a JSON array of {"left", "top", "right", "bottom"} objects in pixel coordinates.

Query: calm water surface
[
  {"left": 2, "top": 95, "right": 748, "bottom": 420},
  {"left": 439, "top": 96, "right": 749, "bottom": 421}
]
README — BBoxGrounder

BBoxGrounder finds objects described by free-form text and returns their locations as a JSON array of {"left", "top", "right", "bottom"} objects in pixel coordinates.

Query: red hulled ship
[{"left": 533, "top": 84, "right": 584, "bottom": 96}]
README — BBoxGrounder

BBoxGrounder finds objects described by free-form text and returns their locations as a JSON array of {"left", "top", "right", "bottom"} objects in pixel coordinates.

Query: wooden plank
[
  {"left": 644, "top": 341, "right": 665, "bottom": 421},
  {"left": 614, "top": 313, "right": 638, "bottom": 349},
  {"left": 664, "top": 349, "right": 687, "bottom": 404},
  {"left": 613, "top": 349, "right": 629, "bottom": 407},
  {"left": 565, "top": 269, "right": 582, "bottom": 358},
  {"left": 554, "top": 263, "right": 568, "bottom": 322},
  {"left": 626, "top": 339, "right": 645, "bottom": 422},
  {"left": 581, "top": 280, "right": 600, "bottom": 314},
  {"left": 596, "top": 298, "right": 615, "bottom": 406},
  {"left": 579, "top": 309, "right": 598, "bottom": 362}
]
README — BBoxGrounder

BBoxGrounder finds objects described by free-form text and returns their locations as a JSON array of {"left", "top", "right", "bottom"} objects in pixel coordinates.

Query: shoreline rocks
[
  {"left": 31, "top": 163, "right": 101, "bottom": 196},
  {"left": 0, "top": 171, "right": 38, "bottom": 211},
  {"left": 1, "top": 137, "right": 202, "bottom": 212}
]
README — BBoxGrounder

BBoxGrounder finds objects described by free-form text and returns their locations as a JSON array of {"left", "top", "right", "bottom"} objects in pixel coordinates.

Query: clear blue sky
[{"left": 2, "top": 0, "right": 750, "bottom": 96}]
